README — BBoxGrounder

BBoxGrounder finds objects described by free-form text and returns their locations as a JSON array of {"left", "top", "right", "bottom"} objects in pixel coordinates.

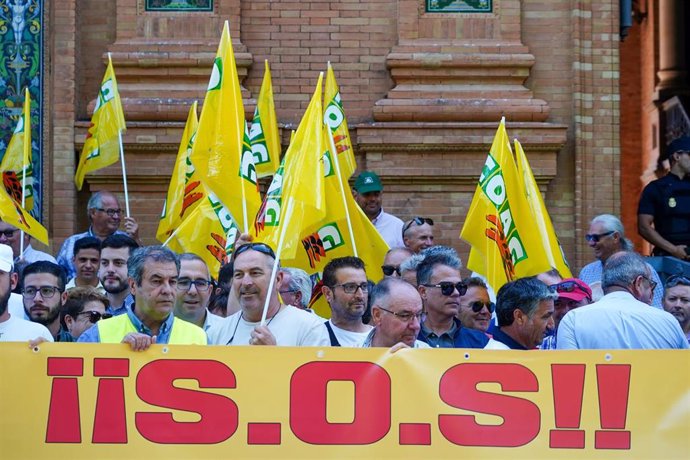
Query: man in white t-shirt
[
  {"left": 321, "top": 257, "right": 373, "bottom": 346},
  {"left": 208, "top": 243, "right": 329, "bottom": 347},
  {"left": 0, "top": 244, "right": 53, "bottom": 342}
]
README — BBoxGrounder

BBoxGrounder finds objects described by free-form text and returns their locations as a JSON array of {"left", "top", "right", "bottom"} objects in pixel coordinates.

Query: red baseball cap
[{"left": 555, "top": 278, "right": 592, "bottom": 303}]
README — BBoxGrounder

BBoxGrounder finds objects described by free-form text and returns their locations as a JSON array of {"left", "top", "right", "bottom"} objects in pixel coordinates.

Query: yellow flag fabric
[
  {"left": 460, "top": 119, "right": 551, "bottom": 292},
  {"left": 514, "top": 139, "right": 572, "bottom": 278},
  {"left": 249, "top": 61, "right": 281, "bottom": 178},
  {"left": 167, "top": 188, "right": 240, "bottom": 280},
  {"left": 0, "top": 185, "right": 48, "bottom": 245},
  {"left": 254, "top": 74, "right": 326, "bottom": 260},
  {"left": 74, "top": 54, "right": 126, "bottom": 190},
  {"left": 1, "top": 88, "right": 34, "bottom": 211},
  {"left": 156, "top": 102, "right": 202, "bottom": 243},
  {"left": 189, "top": 20, "right": 261, "bottom": 233},
  {"left": 324, "top": 63, "right": 356, "bottom": 182}
]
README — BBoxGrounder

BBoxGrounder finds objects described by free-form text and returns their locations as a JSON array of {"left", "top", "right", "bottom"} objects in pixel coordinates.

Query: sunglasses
[
  {"left": 665, "top": 274, "right": 690, "bottom": 288},
  {"left": 381, "top": 265, "right": 401, "bottom": 276},
  {"left": 466, "top": 301, "right": 495, "bottom": 313},
  {"left": 552, "top": 281, "right": 593, "bottom": 301},
  {"left": 77, "top": 311, "right": 113, "bottom": 323},
  {"left": 233, "top": 242, "right": 276, "bottom": 261},
  {"left": 402, "top": 217, "right": 434, "bottom": 236},
  {"left": 585, "top": 231, "right": 614, "bottom": 243},
  {"left": 423, "top": 281, "right": 467, "bottom": 296},
  {"left": 0, "top": 229, "right": 17, "bottom": 238}
]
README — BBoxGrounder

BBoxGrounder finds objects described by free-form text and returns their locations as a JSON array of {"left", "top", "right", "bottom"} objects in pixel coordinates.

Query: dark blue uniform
[{"left": 638, "top": 173, "right": 690, "bottom": 255}]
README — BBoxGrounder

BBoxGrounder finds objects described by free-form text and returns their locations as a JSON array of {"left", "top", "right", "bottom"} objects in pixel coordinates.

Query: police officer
[{"left": 638, "top": 136, "right": 690, "bottom": 260}]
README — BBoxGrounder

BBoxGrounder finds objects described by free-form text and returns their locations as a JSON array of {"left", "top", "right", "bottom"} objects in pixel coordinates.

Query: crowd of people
[{"left": 0, "top": 162, "right": 689, "bottom": 351}]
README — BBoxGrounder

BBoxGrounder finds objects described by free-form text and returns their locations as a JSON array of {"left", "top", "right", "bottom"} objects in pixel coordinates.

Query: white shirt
[
  {"left": 203, "top": 311, "right": 224, "bottom": 332},
  {"left": 0, "top": 313, "right": 53, "bottom": 342},
  {"left": 328, "top": 320, "right": 372, "bottom": 347},
  {"left": 208, "top": 305, "right": 331, "bottom": 347},
  {"left": 19, "top": 244, "right": 57, "bottom": 264},
  {"left": 372, "top": 209, "right": 404, "bottom": 249},
  {"left": 8, "top": 293, "right": 27, "bottom": 320},
  {"left": 557, "top": 291, "right": 689, "bottom": 349}
]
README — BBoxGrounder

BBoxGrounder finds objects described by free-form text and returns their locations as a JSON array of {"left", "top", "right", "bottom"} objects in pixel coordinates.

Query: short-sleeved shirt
[
  {"left": 638, "top": 173, "right": 690, "bottom": 249},
  {"left": 372, "top": 209, "right": 404, "bottom": 249}
]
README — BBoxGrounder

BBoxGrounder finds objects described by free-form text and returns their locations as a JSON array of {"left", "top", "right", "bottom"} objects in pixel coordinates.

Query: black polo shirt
[{"left": 638, "top": 173, "right": 690, "bottom": 248}]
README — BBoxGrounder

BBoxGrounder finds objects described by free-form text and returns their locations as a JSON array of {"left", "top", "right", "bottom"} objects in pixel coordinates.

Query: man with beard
[
  {"left": 0, "top": 244, "right": 53, "bottom": 342},
  {"left": 65, "top": 236, "right": 103, "bottom": 291},
  {"left": 173, "top": 253, "right": 223, "bottom": 332},
  {"left": 663, "top": 275, "right": 690, "bottom": 343},
  {"left": 321, "top": 257, "right": 372, "bottom": 346},
  {"left": 79, "top": 246, "right": 206, "bottom": 350},
  {"left": 208, "top": 243, "right": 329, "bottom": 346},
  {"left": 98, "top": 234, "right": 139, "bottom": 316},
  {"left": 21, "top": 260, "right": 70, "bottom": 341}
]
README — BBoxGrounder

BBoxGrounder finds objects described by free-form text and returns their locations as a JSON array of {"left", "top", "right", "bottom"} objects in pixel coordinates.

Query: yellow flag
[
  {"left": 249, "top": 61, "right": 281, "bottom": 178},
  {"left": 460, "top": 119, "right": 551, "bottom": 292},
  {"left": 514, "top": 139, "right": 572, "bottom": 277},
  {"left": 254, "top": 73, "right": 326, "bottom": 260},
  {"left": 156, "top": 102, "right": 203, "bottom": 243},
  {"left": 167, "top": 188, "right": 240, "bottom": 280},
  {"left": 189, "top": 20, "right": 261, "bottom": 233},
  {"left": 1, "top": 88, "right": 34, "bottom": 211},
  {"left": 286, "top": 130, "right": 388, "bottom": 318},
  {"left": 324, "top": 63, "right": 356, "bottom": 182},
  {"left": 0, "top": 186, "right": 48, "bottom": 245},
  {"left": 74, "top": 54, "right": 126, "bottom": 190}
]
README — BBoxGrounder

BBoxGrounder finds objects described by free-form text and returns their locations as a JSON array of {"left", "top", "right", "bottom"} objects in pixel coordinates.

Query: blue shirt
[
  {"left": 57, "top": 227, "right": 128, "bottom": 279},
  {"left": 579, "top": 260, "right": 663, "bottom": 309},
  {"left": 78, "top": 304, "right": 176, "bottom": 344},
  {"left": 107, "top": 294, "right": 134, "bottom": 317}
]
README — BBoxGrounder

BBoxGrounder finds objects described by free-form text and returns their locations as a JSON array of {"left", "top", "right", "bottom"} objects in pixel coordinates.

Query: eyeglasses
[
  {"left": 377, "top": 306, "right": 423, "bottom": 323},
  {"left": 332, "top": 282, "right": 368, "bottom": 294},
  {"left": 176, "top": 278, "right": 213, "bottom": 292},
  {"left": 640, "top": 275, "right": 657, "bottom": 292},
  {"left": 95, "top": 208, "right": 123, "bottom": 217},
  {"left": 381, "top": 265, "right": 400, "bottom": 276},
  {"left": 465, "top": 301, "right": 495, "bottom": 313},
  {"left": 402, "top": 217, "right": 434, "bottom": 236},
  {"left": 22, "top": 286, "right": 62, "bottom": 299},
  {"left": 585, "top": 231, "right": 614, "bottom": 243},
  {"left": 552, "top": 281, "right": 593, "bottom": 302},
  {"left": 233, "top": 242, "right": 276, "bottom": 261},
  {"left": 423, "top": 281, "right": 467, "bottom": 296},
  {"left": 0, "top": 229, "right": 17, "bottom": 238},
  {"left": 77, "top": 311, "right": 113, "bottom": 323}
]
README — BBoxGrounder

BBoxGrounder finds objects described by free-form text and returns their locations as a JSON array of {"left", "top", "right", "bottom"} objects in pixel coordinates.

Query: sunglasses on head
[
  {"left": 552, "top": 281, "right": 593, "bottom": 302},
  {"left": 423, "top": 281, "right": 467, "bottom": 296},
  {"left": 381, "top": 265, "right": 400, "bottom": 276},
  {"left": 232, "top": 242, "right": 276, "bottom": 261},
  {"left": 585, "top": 231, "right": 614, "bottom": 243},
  {"left": 402, "top": 217, "right": 434, "bottom": 236},
  {"left": 77, "top": 311, "right": 112, "bottom": 324},
  {"left": 466, "top": 301, "right": 495, "bottom": 313}
]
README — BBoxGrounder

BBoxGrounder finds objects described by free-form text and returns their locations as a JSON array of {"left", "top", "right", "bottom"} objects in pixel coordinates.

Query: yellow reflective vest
[{"left": 98, "top": 313, "right": 207, "bottom": 345}]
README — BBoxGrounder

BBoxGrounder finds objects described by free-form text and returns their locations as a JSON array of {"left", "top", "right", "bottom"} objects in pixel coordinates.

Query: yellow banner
[{"left": 1, "top": 343, "right": 687, "bottom": 459}]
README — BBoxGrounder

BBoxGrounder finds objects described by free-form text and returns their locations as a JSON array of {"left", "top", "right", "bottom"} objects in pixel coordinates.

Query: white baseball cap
[{"left": 0, "top": 243, "right": 13, "bottom": 273}]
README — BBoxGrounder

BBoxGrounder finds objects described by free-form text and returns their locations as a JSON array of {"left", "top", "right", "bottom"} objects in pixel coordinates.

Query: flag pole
[
  {"left": 118, "top": 129, "right": 131, "bottom": 218},
  {"left": 260, "top": 198, "right": 294, "bottom": 326},
  {"left": 19, "top": 87, "right": 29, "bottom": 259},
  {"left": 327, "top": 128, "right": 358, "bottom": 257}
]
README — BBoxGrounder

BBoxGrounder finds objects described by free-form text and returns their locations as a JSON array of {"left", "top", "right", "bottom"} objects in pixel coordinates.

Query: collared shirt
[
  {"left": 489, "top": 328, "right": 529, "bottom": 350},
  {"left": 556, "top": 291, "right": 689, "bottom": 349},
  {"left": 107, "top": 294, "right": 134, "bottom": 317},
  {"left": 371, "top": 209, "right": 405, "bottom": 249},
  {"left": 361, "top": 328, "right": 431, "bottom": 348},
  {"left": 18, "top": 245, "right": 57, "bottom": 264},
  {"left": 78, "top": 304, "right": 176, "bottom": 344},
  {"left": 579, "top": 260, "right": 663, "bottom": 308},
  {"left": 56, "top": 326, "right": 75, "bottom": 343},
  {"left": 57, "top": 227, "right": 128, "bottom": 279},
  {"left": 419, "top": 320, "right": 457, "bottom": 348}
]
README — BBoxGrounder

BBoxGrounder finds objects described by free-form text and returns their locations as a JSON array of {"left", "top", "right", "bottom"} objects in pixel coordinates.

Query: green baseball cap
[{"left": 354, "top": 171, "right": 383, "bottom": 194}]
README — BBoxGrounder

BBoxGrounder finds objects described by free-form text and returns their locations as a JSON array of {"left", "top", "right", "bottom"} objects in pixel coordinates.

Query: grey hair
[
  {"left": 399, "top": 253, "right": 425, "bottom": 276},
  {"left": 420, "top": 245, "right": 460, "bottom": 260},
  {"left": 416, "top": 253, "right": 463, "bottom": 286},
  {"left": 602, "top": 251, "right": 648, "bottom": 291},
  {"left": 128, "top": 246, "right": 180, "bottom": 286},
  {"left": 280, "top": 267, "right": 313, "bottom": 308},
  {"left": 591, "top": 214, "right": 634, "bottom": 251},
  {"left": 495, "top": 277, "right": 558, "bottom": 327}
]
